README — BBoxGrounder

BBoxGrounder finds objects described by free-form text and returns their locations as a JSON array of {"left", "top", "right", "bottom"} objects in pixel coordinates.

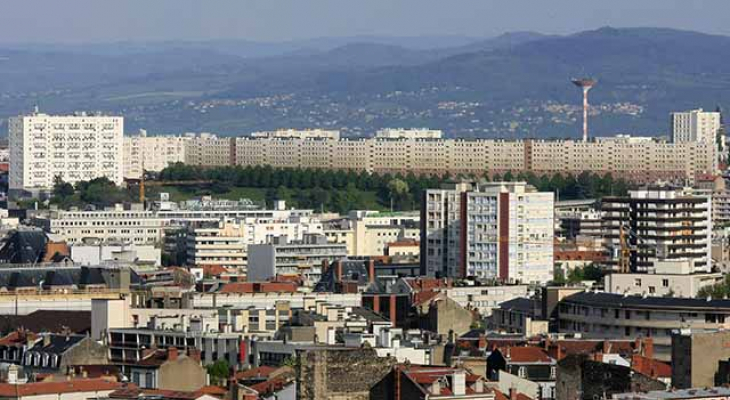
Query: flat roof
[{"left": 563, "top": 291, "right": 730, "bottom": 311}]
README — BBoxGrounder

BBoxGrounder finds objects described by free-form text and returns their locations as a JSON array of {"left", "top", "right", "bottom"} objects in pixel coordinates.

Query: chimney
[
  {"left": 602, "top": 340, "right": 611, "bottom": 355},
  {"left": 336, "top": 261, "right": 343, "bottom": 282},
  {"left": 43, "top": 334, "right": 52, "bottom": 348},
  {"left": 167, "top": 347, "right": 178, "bottom": 361},
  {"left": 187, "top": 348, "right": 201, "bottom": 362},
  {"left": 478, "top": 334, "right": 487, "bottom": 351},
  {"left": 368, "top": 260, "right": 375, "bottom": 284},
  {"left": 644, "top": 338, "right": 654, "bottom": 359},
  {"left": 452, "top": 371, "right": 466, "bottom": 396},
  {"left": 509, "top": 387, "right": 518, "bottom": 400}
]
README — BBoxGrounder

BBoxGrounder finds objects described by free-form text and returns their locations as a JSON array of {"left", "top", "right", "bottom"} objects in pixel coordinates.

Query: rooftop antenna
[{"left": 571, "top": 78, "right": 597, "bottom": 142}]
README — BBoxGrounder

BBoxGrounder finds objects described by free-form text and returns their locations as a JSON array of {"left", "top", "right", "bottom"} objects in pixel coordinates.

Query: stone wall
[{"left": 297, "top": 348, "right": 394, "bottom": 400}]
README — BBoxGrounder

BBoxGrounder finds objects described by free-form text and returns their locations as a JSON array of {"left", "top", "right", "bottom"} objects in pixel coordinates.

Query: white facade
[
  {"left": 9, "top": 112, "right": 123, "bottom": 195},
  {"left": 423, "top": 182, "right": 554, "bottom": 284},
  {"left": 251, "top": 129, "right": 340, "bottom": 140},
  {"left": 123, "top": 130, "right": 189, "bottom": 179},
  {"left": 32, "top": 204, "right": 313, "bottom": 245},
  {"left": 186, "top": 216, "right": 324, "bottom": 270},
  {"left": 375, "top": 128, "right": 443, "bottom": 140},
  {"left": 671, "top": 109, "right": 721, "bottom": 144},
  {"left": 71, "top": 243, "right": 161, "bottom": 266}
]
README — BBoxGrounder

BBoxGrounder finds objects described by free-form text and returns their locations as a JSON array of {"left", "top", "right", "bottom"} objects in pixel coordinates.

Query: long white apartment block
[{"left": 9, "top": 111, "right": 123, "bottom": 196}]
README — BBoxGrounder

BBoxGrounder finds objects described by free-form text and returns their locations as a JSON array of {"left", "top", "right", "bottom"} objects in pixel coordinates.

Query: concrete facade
[{"left": 9, "top": 112, "right": 123, "bottom": 196}]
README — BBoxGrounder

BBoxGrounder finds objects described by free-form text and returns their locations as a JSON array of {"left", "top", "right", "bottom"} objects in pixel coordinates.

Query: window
[
  {"left": 634, "top": 279, "right": 642, "bottom": 287},
  {"left": 662, "top": 279, "right": 669, "bottom": 287},
  {"left": 648, "top": 286, "right": 656, "bottom": 294}
]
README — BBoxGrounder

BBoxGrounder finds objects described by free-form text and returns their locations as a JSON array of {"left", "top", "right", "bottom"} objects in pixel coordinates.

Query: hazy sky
[{"left": 0, "top": 0, "right": 727, "bottom": 43}]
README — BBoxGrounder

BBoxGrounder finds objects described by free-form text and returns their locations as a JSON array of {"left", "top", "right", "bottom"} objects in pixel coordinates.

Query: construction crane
[{"left": 616, "top": 224, "right": 648, "bottom": 274}]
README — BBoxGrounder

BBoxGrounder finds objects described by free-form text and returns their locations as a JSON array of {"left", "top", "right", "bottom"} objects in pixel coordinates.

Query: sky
[{"left": 0, "top": 0, "right": 727, "bottom": 43}]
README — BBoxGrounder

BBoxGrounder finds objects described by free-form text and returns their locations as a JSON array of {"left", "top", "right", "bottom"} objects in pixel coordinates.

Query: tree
[
  {"left": 206, "top": 360, "right": 230, "bottom": 386},
  {"left": 387, "top": 178, "right": 410, "bottom": 210},
  {"left": 52, "top": 176, "right": 74, "bottom": 199}
]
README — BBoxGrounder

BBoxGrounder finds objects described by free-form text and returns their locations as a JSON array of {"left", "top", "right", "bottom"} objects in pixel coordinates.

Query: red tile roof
[
  {"left": 494, "top": 389, "right": 534, "bottom": 400},
  {"left": 219, "top": 282, "right": 297, "bottom": 294},
  {"left": 0, "top": 379, "right": 124, "bottom": 397},
  {"left": 235, "top": 366, "right": 278, "bottom": 381},
  {"left": 503, "top": 346, "right": 553, "bottom": 363}
]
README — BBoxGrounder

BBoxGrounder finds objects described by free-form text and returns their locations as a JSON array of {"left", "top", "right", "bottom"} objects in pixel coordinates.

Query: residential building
[
  {"left": 422, "top": 181, "right": 554, "bottom": 283},
  {"left": 604, "top": 264, "right": 722, "bottom": 297},
  {"left": 123, "top": 130, "right": 189, "bottom": 179},
  {"left": 671, "top": 109, "right": 722, "bottom": 145},
  {"left": 323, "top": 210, "right": 420, "bottom": 256},
  {"left": 22, "top": 333, "right": 108, "bottom": 373},
  {"left": 9, "top": 111, "right": 123, "bottom": 197},
  {"left": 183, "top": 133, "right": 233, "bottom": 166},
  {"left": 231, "top": 134, "right": 717, "bottom": 183},
  {"left": 33, "top": 200, "right": 312, "bottom": 246},
  {"left": 371, "top": 365, "right": 495, "bottom": 400},
  {"left": 601, "top": 188, "right": 712, "bottom": 273},
  {"left": 490, "top": 298, "right": 548, "bottom": 337},
  {"left": 107, "top": 327, "right": 243, "bottom": 368},
  {"left": 557, "top": 292, "right": 730, "bottom": 360},
  {"left": 123, "top": 347, "right": 206, "bottom": 391},
  {"left": 186, "top": 215, "right": 323, "bottom": 272},
  {"left": 487, "top": 347, "right": 556, "bottom": 399},
  {"left": 247, "top": 234, "right": 347, "bottom": 284}
]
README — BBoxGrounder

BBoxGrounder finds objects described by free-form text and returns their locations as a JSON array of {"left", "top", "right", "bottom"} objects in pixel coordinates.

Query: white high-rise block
[{"left": 9, "top": 112, "right": 123, "bottom": 195}]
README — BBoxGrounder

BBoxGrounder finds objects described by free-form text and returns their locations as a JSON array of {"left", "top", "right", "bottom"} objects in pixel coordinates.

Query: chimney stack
[
  {"left": 368, "top": 260, "right": 375, "bottom": 284},
  {"left": 509, "top": 387, "right": 519, "bottom": 400},
  {"left": 167, "top": 347, "right": 178, "bottom": 361},
  {"left": 452, "top": 371, "right": 466, "bottom": 396}
]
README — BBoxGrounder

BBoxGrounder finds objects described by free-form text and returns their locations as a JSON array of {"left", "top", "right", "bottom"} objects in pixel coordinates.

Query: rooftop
[{"left": 563, "top": 291, "right": 730, "bottom": 311}]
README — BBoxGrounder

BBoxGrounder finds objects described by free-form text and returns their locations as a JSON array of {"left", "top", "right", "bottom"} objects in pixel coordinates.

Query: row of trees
[
  {"left": 51, "top": 176, "right": 134, "bottom": 208},
  {"left": 159, "top": 163, "right": 631, "bottom": 212}
]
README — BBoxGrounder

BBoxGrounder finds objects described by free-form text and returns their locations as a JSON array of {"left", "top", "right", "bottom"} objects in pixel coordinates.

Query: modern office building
[
  {"left": 8, "top": 111, "right": 123, "bottom": 197},
  {"left": 671, "top": 109, "right": 722, "bottom": 144},
  {"left": 601, "top": 188, "right": 712, "bottom": 273},
  {"left": 122, "top": 130, "right": 189, "bottom": 179},
  {"left": 422, "top": 182, "right": 554, "bottom": 284}
]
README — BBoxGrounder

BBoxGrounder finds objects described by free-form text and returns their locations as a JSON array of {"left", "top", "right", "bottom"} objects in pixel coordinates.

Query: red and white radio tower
[{"left": 571, "top": 78, "right": 596, "bottom": 142}]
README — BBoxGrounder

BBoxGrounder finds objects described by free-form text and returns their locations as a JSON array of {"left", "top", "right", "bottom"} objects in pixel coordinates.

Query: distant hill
[{"left": 2, "top": 27, "right": 730, "bottom": 136}]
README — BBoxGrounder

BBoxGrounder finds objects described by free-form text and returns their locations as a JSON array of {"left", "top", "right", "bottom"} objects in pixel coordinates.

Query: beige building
[
  {"left": 605, "top": 261, "right": 723, "bottom": 298},
  {"left": 324, "top": 211, "right": 420, "bottom": 256},
  {"left": 230, "top": 134, "right": 716, "bottom": 183},
  {"left": 184, "top": 133, "right": 234, "bottom": 166},
  {"left": 672, "top": 330, "right": 730, "bottom": 389},
  {"left": 123, "top": 130, "right": 189, "bottom": 179}
]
